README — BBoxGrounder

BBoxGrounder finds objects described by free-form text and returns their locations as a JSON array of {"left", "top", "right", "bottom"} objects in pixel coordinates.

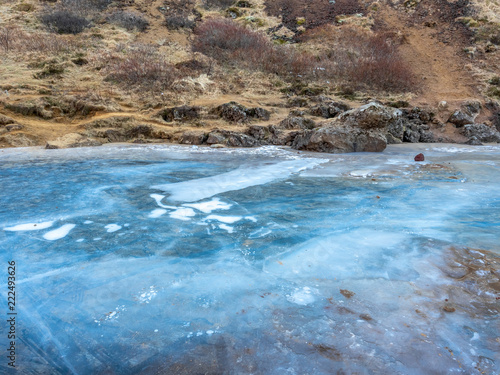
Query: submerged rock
[{"left": 414, "top": 153, "right": 425, "bottom": 161}]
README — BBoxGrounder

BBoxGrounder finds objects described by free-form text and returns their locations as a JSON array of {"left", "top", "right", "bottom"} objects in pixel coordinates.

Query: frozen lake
[{"left": 1, "top": 144, "right": 499, "bottom": 374}]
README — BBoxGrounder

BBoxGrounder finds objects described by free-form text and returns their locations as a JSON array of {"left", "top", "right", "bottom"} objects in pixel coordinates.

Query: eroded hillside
[{"left": 0, "top": 0, "right": 499, "bottom": 148}]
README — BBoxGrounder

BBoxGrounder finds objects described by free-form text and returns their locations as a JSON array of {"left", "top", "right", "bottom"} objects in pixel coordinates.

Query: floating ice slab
[
  {"left": 151, "top": 158, "right": 327, "bottom": 202},
  {"left": 43, "top": 224, "right": 76, "bottom": 240},
  {"left": 105, "top": 224, "right": 122, "bottom": 233},
  {"left": 4, "top": 221, "right": 54, "bottom": 231}
]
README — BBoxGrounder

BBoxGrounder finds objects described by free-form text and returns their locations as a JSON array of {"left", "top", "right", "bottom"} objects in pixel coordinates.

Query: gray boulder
[
  {"left": 460, "top": 123, "right": 500, "bottom": 143},
  {"left": 448, "top": 100, "right": 482, "bottom": 127},
  {"left": 206, "top": 130, "right": 259, "bottom": 147},
  {"left": 210, "top": 102, "right": 270, "bottom": 123},
  {"left": 159, "top": 106, "right": 201, "bottom": 122},
  {"left": 309, "top": 101, "right": 350, "bottom": 119},
  {"left": 292, "top": 126, "right": 387, "bottom": 153},
  {"left": 292, "top": 102, "right": 401, "bottom": 153}
]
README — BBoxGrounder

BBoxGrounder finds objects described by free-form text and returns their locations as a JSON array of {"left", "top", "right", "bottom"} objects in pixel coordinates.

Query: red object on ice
[{"left": 414, "top": 153, "right": 425, "bottom": 162}]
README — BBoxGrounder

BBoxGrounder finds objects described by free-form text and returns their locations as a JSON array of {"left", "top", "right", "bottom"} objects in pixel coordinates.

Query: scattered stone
[
  {"left": 438, "top": 101, "right": 448, "bottom": 110},
  {"left": 159, "top": 105, "right": 201, "bottom": 122},
  {"left": 414, "top": 153, "right": 425, "bottom": 161},
  {"left": 180, "top": 131, "right": 207, "bottom": 145},
  {"left": 465, "top": 136, "right": 482, "bottom": 145},
  {"left": 309, "top": 101, "right": 350, "bottom": 119},
  {"left": 5, "top": 124, "right": 24, "bottom": 132},
  {"left": 448, "top": 110, "right": 475, "bottom": 127},
  {"left": 0, "top": 114, "right": 15, "bottom": 125},
  {"left": 460, "top": 123, "right": 500, "bottom": 143},
  {"left": 287, "top": 97, "right": 309, "bottom": 108},
  {"left": 206, "top": 130, "right": 259, "bottom": 147},
  {"left": 448, "top": 100, "right": 482, "bottom": 127},
  {"left": 210, "top": 143, "right": 226, "bottom": 148},
  {"left": 278, "top": 116, "right": 316, "bottom": 130},
  {"left": 210, "top": 102, "right": 270, "bottom": 123},
  {"left": 0, "top": 132, "right": 40, "bottom": 147},
  {"left": 45, "top": 133, "right": 103, "bottom": 149}
]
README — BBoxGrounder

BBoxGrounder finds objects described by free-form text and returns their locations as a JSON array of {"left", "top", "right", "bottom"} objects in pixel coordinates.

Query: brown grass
[
  {"left": 0, "top": 25, "right": 77, "bottom": 54},
  {"left": 304, "top": 25, "right": 416, "bottom": 92},
  {"left": 98, "top": 44, "right": 179, "bottom": 92},
  {"left": 192, "top": 18, "right": 317, "bottom": 79}
]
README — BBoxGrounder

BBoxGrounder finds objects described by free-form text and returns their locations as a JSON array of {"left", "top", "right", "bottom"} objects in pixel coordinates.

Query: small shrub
[
  {"left": 193, "top": 18, "right": 268, "bottom": 56},
  {"left": 34, "top": 61, "right": 66, "bottom": 78},
  {"left": 265, "top": 0, "right": 362, "bottom": 31},
  {"left": 489, "top": 76, "right": 500, "bottom": 86},
  {"left": 0, "top": 25, "right": 74, "bottom": 53},
  {"left": 102, "top": 45, "right": 178, "bottom": 91},
  {"left": 107, "top": 11, "right": 149, "bottom": 31},
  {"left": 165, "top": 14, "right": 195, "bottom": 30},
  {"left": 0, "top": 25, "right": 18, "bottom": 52},
  {"left": 193, "top": 18, "right": 316, "bottom": 78},
  {"left": 310, "top": 26, "right": 415, "bottom": 92},
  {"left": 40, "top": 10, "right": 90, "bottom": 34}
]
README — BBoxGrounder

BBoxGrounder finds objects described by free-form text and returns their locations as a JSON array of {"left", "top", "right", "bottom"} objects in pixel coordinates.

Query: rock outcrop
[
  {"left": 45, "top": 133, "right": 103, "bottom": 149},
  {"left": 460, "top": 123, "right": 500, "bottom": 144},
  {"left": 292, "top": 102, "right": 400, "bottom": 153},
  {"left": 448, "top": 100, "right": 481, "bottom": 127},
  {"left": 210, "top": 102, "right": 270, "bottom": 123},
  {"left": 159, "top": 106, "right": 202, "bottom": 122}
]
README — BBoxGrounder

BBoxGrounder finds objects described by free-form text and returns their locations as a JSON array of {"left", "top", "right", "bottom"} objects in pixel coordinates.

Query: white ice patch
[
  {"left": 149, "top": 209, "right": 167, "bottom": 218},
  {"left": 105, "top": 224, "right": 122, "bottom": 233},
  {"left": 183, "top": 198, "right": 232, "bottom": 213},
  {"left": 4, "top": 221, "right": 54, "bottom": 231},
  {"left": 76, "top": 239, "right": 84, "bottom": 242},
  {"left": 84, "top": 220, "right": 93, "bottom": 224},
  {"left": 134, "top": 286, "right": 157, "bottom": 304},
  {"left": 287, "top": 287, "right": 316, "bottom": 306},
  {"left": 151, "top": 158, "right": 327, "bottom": 202},
  {"left": 204, "top": 215, "right": 242, "bottom": 224},
  {"left": 43, "top": 224, "right": 76, "bottom": 241},
  {"left": 245, "top": 216, "right": 257, "bottom": 222},
  {"left": 350, "top": 170, "right": 374, "bottom": 178},
  {"left": 150, "top": 193, "right": 176, "bottom": 209},
  {"left": 169, "top": 208, "right": 196, "bottom": 221},
  {"left": 219, "top": 224, "right": 234, "bottom": 233}
]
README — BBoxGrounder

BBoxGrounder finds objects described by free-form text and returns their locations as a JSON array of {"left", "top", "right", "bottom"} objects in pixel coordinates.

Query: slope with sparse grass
[{"left": 0, "top": 0, "right": 498, "bottom": 148}]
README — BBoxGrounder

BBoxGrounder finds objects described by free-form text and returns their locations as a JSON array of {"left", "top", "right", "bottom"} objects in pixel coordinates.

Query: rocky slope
[{"left": 0, "top": 0, "right": 499, "bottom": 152}]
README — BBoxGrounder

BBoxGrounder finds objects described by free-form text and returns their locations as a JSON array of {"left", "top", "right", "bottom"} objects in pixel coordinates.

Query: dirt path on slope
[{"left": 379, "top": 4, "right": 477, "bottom": 107}]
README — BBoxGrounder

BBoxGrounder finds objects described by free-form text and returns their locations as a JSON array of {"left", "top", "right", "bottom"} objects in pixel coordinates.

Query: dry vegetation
[{"left": 0, "top": 0, "right": 499, "bottom": 147}]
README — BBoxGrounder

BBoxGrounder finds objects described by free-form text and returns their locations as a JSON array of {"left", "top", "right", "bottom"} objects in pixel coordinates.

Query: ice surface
[
  {"left": 148, "top": 208, "right": 167, "bottom": 218},
  {"left": 105, "top": 224, "right": 122, "bottom": 233},
  {"left": 204, "top": 215, "right": 242, "bottom": 224},
  {"left": 1, "top": 144, "right": 499, "bottom": 374},
  {"left": 42, "top": 224, "right": 76, "bottom": 240},
  {"left": 151, "top": 158, "right": 328, "bottom": 202},
  {"left": 4, "top": 221, "right": 54, "bottom": 231},
  {"left": 169, "top": 207, "right": 196, "bottom": 221},
  {"left": 183, "top": 197, "right": 232, "bottom": 213}
]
